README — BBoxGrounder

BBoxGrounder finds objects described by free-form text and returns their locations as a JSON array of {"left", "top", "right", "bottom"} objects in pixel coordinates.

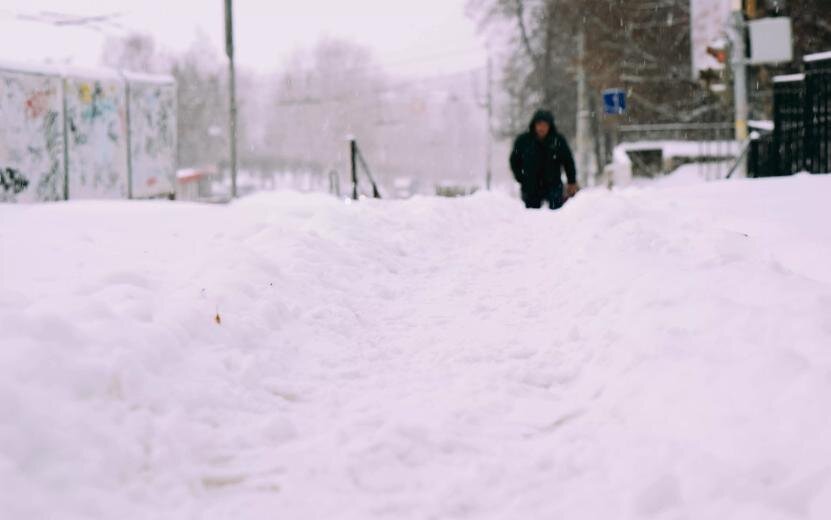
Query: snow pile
[{"left": 2, "top": 175, "right": 831, "bottom": 519}]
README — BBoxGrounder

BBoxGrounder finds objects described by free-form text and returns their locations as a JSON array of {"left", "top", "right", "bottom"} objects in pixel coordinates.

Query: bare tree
[
  {"left": 100, "top": 32, "right": 163, "bottom": 73},
  {"left": 169, "top": 33, "right": 229, "bottom": 169},
  {"left": 469, "top": 0, "right": 728, "bottom": 134},
  {"left": 264, "top": 38, "right": 389, "bottom": 178}
]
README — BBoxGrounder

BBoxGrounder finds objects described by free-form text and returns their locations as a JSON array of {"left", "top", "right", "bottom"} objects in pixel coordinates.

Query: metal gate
[{"left": 750, "top": 51, "right": 831, "bottom": 177}]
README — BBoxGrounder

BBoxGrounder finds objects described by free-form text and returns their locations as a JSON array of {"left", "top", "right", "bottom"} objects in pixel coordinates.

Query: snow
[
  {"left": 804, "top": 51, "right": 831, "bottom": 63},
  {"left": 615, "top": 140, "right": 741, "bottom": 161},
  {"left": 2, "top": 176, "right": 831, "bottom": 519},
  {"left": 0, "top": 60, "right": 121, "bottom": 82},
  {"left": 773, "top": 73, "right": 806, "bottom": 83},
  {"left": 749, "top": 120, "right": 775, "bottom": 132},
  {"left": 0, "top": 60, "right": 65, "bottom": 78},
  {"left": 0, "top": 59, "right": 173, "bottom": 83},
  {"left": 176, "top": 168, "right": 211, "bottom": 181}
]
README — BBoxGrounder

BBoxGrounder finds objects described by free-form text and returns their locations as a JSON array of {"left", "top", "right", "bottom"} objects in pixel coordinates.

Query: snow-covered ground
[{"left": 2, "top": 174, "right": 831, "bottom": 519}]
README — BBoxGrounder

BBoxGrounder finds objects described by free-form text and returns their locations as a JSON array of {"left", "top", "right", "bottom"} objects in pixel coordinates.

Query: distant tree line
[{"left": 101, "top": 33, "right": 492, "bottom": 191}]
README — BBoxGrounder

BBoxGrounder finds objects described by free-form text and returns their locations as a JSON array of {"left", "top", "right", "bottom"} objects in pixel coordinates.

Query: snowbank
[{"left": 2, "top": 176, "right": 831, "bottom": 519}]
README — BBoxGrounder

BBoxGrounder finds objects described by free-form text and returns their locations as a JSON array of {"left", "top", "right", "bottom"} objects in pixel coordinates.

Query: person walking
[{"left": 510, "top": 109, "right": 579, "bottom": 209}]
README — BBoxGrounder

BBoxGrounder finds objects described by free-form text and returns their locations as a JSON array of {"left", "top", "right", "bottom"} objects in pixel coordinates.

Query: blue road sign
[{"left": 603, "top": 89, "right": 626, "bottom": 115}]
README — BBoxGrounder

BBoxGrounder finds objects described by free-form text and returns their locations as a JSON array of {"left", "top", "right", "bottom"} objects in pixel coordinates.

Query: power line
[
  {"left": 38, "top": 11, "right": 124, "bottom": 26},
  {"left": 6, "top": 9, "right": 127, "bottom": 34}
]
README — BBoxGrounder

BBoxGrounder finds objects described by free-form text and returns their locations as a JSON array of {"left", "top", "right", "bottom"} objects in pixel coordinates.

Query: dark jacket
[{"left": 509, "top": 110, "right": 577, "bottom": 193}]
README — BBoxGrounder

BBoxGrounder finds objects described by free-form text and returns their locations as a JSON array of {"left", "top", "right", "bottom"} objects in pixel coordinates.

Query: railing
[
  {"left": 775, "top": 73, "right": 805, "bottom": 175},
  {"left": 748, "top": 132, "right": 777, "bottom": 178},
  {"left": 615, "top": 122, "right": 736, "bottom": 179},
  {"left": 804, "top": 53, "right": 831, "bottom": 173}
]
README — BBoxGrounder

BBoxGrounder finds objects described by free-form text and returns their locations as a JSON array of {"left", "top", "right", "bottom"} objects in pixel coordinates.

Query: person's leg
[
  {"left": 546, "top": 185, "right": 565, "bottom": 210},
  {"left": 522, "top": 189, "right": 543, "bottom": 209},
  {"left": 524, "top": 198, "right": 543, "bottom": 209}
]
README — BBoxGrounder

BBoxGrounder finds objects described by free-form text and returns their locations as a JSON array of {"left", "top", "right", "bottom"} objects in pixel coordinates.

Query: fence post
[
  {"left": 350, "top": 138, "right": 358, "bottom": 200},
  {"left": 804, "top": 66, "right": 814, "bottom": 173},
  {"left": 329, "top": 170, "right": 340, "bottom": 197},
  {"left": 803, "top": 53, "right": 831, "bottom": 174},
  {"left": 773, "top": 83, "right": 782, "bottom": 176},
  {"left": 748, "top": 137, "right": 757, "bottom": 178}
]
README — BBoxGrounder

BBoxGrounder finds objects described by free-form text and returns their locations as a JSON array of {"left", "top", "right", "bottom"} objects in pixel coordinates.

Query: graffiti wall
[
  {"left": 0, "top": 63, "right": 176, "bottom": 203},
  {"left": 0, "top": 70, "right": 65, "bottom": 202},
  {"left": 64, "top": 75, "right": 129, "bottom": 199},
  {"left": 127, "top": 77, "right": 176, "bottom": 198}
]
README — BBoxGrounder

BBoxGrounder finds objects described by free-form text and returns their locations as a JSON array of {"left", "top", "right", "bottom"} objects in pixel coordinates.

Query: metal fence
[
  {"left": 750, "top": 51, "right": 831, "bottom": 177},
  {"left": 615, "top": 122, "right": 736, "bottom": 179},
  {"left": 804, "top": 53, "right": 831, "bottom": 173}
]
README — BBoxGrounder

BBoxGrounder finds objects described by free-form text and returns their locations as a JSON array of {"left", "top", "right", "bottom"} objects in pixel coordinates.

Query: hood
[{"left": 528, "top": 109, "right": 556, "bottom": 134}]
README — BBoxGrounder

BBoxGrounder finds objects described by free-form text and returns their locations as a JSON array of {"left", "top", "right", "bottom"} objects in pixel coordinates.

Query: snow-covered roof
[
  {"left": 176, "top": 169, "right": 207, "bottom": 181},
  {"left": 0, "top": 60, "right": 65, "bottom": 78},
  {"left": 0, "top": 60, "right": 123, "bottom": 81},
  {"left": 804, "top": 51, "right": 831, "bottom": 63},
  {"left": 0, "top": 60, "right": 173, "bottom": 85},
  {"left": 62, "top": 65, "right": 124, "bottom": 82},
  {"left": 749, "top": 120, "right": 774, "bottom": 132},
  {"left": 176, "top": 168, "right": 215, "bottom": 182},
  {"left": 773, "top": 73, "right": 805, "bottom": 83}
]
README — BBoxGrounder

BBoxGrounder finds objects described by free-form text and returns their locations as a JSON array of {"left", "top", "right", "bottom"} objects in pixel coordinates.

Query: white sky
[{"left": 0, "top": 0, "right": 488, "bottom": 75}]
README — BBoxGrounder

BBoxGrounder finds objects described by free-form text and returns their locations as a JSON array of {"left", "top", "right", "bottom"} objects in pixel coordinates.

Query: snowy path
[{"left": 2, "top": 176, "right": 831, "bottom": 519}]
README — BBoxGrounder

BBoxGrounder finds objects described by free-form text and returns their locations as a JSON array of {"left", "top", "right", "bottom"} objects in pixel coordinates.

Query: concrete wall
[{"left": 0, "top": 63, "right": 176, "bottom": 203}]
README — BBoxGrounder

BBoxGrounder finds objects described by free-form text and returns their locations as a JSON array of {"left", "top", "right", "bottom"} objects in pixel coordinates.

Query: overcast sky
[{"left": 0, "top": 0, "right": 488, "bottom": 75}]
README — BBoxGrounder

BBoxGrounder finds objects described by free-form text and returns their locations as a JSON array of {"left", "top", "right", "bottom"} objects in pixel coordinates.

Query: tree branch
[{"left": 514, "top": 0, "right": 541, "bottom": 69}]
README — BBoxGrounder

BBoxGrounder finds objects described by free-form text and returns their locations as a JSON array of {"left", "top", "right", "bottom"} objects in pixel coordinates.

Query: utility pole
[
  {"left": 731, "top": 0, "right": 749, "bottom": 176},
  {"left": 485, "top": 54, "right": 493, "bottom": 191},
  {"left": 575, "top": 29, "right": 593, "bottom": 187},
  {"left": 224, "top": 0, "right": 238, "bottom": 198}
]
